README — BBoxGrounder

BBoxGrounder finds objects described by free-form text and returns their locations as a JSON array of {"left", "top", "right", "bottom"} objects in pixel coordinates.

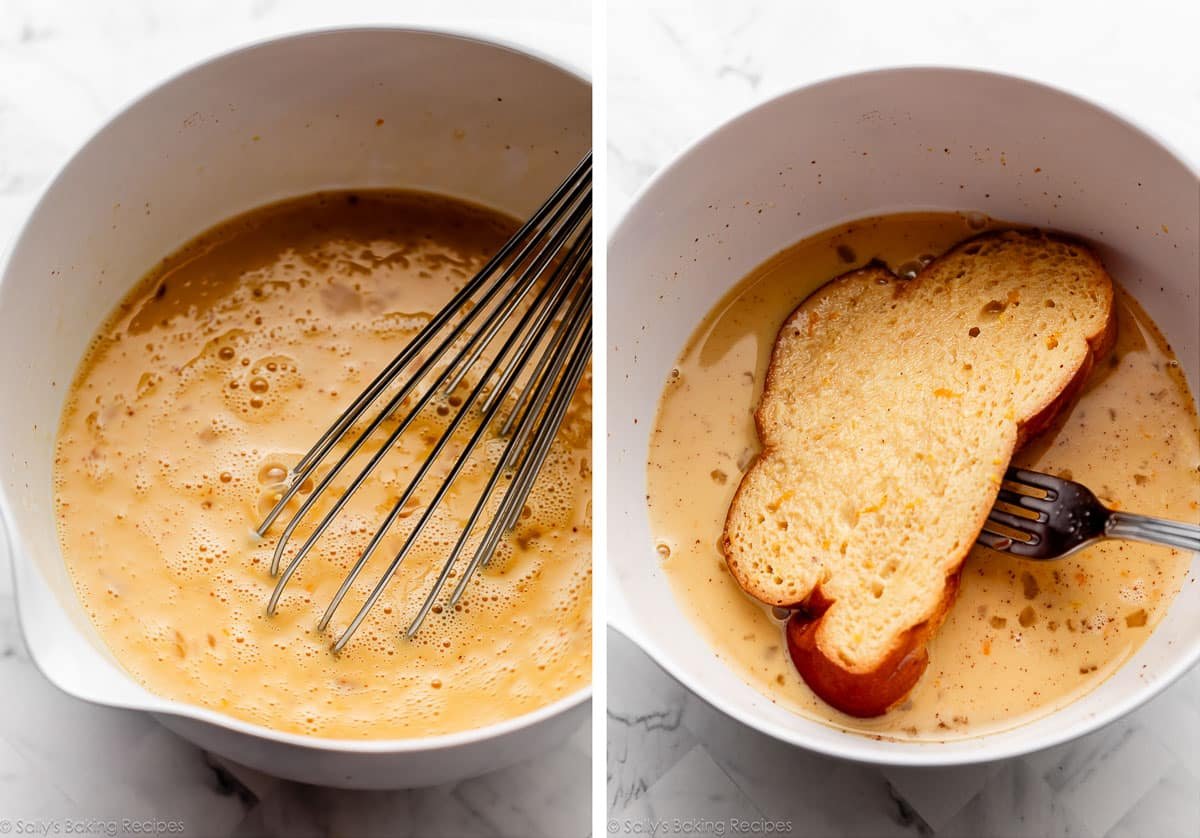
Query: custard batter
[
  {"left": 55, "top": 191, "right": 591, "bottom": 739},
  {"left": 647, "top": 212, "right": 1199, "bottom": 740}
]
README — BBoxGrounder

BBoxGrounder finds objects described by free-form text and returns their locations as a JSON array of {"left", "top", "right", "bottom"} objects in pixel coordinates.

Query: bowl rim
[
  {"left": 610, "top": 65, "right": 1198, "bottom": 242},
  {"left": 607, "top": 64, "right": 1200, "bottom": 766},
  {"left": 0, "top": 24, "right": 592, "bottom": 755}
]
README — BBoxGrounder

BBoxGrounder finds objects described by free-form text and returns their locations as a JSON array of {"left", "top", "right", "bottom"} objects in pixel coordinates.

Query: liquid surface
[
  {"left": 56, "top": 192, "right": 591, "bottom": 739},
  {"left": 647, "top": 212, "right": 1200, "bottom": 740}
]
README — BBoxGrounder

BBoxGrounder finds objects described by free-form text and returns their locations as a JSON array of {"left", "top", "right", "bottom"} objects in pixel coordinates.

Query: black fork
[{"left": 976, "top": 467, "right": 1200, "bottom": 560}]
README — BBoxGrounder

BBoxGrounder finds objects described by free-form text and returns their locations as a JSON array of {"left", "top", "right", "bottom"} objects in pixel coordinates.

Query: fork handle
[{"left": 1106, "top": 511, "right": 1200, "bottom": 553}]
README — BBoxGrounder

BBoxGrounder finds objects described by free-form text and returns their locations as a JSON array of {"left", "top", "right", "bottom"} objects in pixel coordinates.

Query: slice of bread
[{"left": 721, "top": 230, "right": 1115, "bottom": 717}]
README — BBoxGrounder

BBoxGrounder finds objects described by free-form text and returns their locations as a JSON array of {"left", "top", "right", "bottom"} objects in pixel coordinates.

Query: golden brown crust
[
  {"left": 1014, "top": 259, "right": 1116, "bottom": 449},
  {"left": 723, "top": 230, "right": 1118, "bottom": 718},
  {"left": 786, "top": 572, "right": 961, "bottom": 717}
]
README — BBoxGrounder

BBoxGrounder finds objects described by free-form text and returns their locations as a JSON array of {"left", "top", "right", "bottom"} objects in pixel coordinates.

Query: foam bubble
[{"left": 53, "top": 190, "right": 592, "bottom": 739}]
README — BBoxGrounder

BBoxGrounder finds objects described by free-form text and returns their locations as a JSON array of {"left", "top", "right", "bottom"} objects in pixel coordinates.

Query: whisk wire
[
  {"left": 273, "top": 230, "right": 581, "bottom": 615},
  {"left": 441, "top": 179, "right": 592, "bottom": 395},
  {"left": 483, "top": 227, "right": 591, "bottom": 419},
  {"left": 258, "top": 155, "right": 591, "bottom": 541},
  {"left": 283, "top": 152, "right": 592, "bottom": 482},
  {"left": 257, "top": 152, "right": 592, "bottom": 649},
  {"left": 443, "top": 319, "right": 592, "bottom": 614},
  {"left": 406, "top": 280, "right": 592, "bottom": 637},
  {"left": 315, "top": 248, "right": 589, "bottom": 640},
  {"left": 263, "top": 183, "right": 590, "bottom": 578}
]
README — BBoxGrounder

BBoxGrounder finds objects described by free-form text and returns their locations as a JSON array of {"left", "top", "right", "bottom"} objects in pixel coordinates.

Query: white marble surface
[
  {"left": 606, "top": 1, "right": 1200, "bottom": 836},
  {"left": 607, "top": 0, "right": 1200, "bottom": 221},
  {"left": 0, "top": 1, "right": 590, "bottom": 836}
]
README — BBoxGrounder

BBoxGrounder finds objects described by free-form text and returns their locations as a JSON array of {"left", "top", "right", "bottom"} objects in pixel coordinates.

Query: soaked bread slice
[{"left": 721, "top": 230, "right": 1115, "bottom": 717}]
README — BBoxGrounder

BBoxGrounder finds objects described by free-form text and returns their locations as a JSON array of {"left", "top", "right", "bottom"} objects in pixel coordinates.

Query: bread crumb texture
[{"left": 723, "top": 231, "right": 1113, "bottom": 673}]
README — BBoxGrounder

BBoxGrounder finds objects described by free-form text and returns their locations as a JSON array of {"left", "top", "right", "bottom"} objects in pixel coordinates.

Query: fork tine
[
  {"left": 984, "top": 507, "right": 1044, "bottom": 536},
  {"left": 982, "top": 466, "right": 1200, "bottom": 561},
  {"left": 976, "top": 529, "right": 1015, "bottom": 552},
  {"left": 995, "top": 487, "right": 1051, "bottom": 515},
  {"left": 988, "top": 535, "right": 1047, "bottom": 558},
  {"left": 1004, "top": 467, "right": 1061, "bottom": 498}
]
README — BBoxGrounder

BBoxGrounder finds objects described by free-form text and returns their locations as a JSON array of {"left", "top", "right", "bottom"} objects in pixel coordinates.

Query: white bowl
[
  {"left": 608, "top": 67, "right": 1199, "bottom": 766},
  {"left": 0, "top": 27, "right": 591, "bottom": 789}
]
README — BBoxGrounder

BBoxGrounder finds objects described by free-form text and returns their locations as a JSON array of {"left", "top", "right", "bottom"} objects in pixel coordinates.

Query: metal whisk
[{"left": 256, "top": 152, "right": 592, "bottom": 651}]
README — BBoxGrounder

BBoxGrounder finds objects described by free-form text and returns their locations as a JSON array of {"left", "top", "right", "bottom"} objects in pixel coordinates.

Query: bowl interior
[
  {"left": 0, "top": 28, "right": 590, "bottom": 734},
  {"left": 607, "top": 67, "right": 1199, "bottom": 764}
]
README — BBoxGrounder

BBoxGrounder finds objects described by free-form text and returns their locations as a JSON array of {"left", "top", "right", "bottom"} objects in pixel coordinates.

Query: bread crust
[
  {"left": 721, "top": 230, "right": 1117, "bottom": 717},
  {"left": 787, "top": 572, "right": 961, "bottom": 718}
]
